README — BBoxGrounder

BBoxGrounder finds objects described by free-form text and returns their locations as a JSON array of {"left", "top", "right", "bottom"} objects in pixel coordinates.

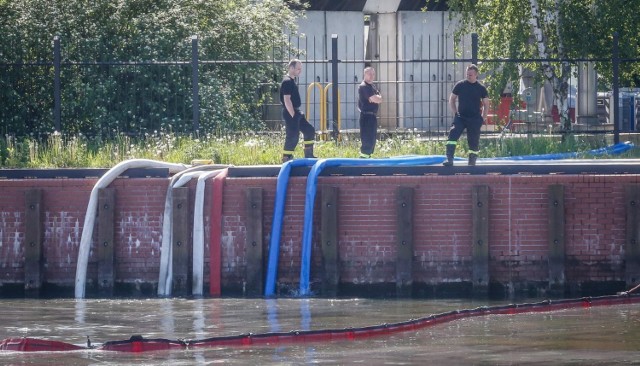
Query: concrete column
[
  {"left": 577, "top": 61, "right": 599, "bottom": 125},
  {"left": 368, "top": 13, "right": 398, "bottom": 130},
  {"left": 363, "top": 0, "right": 401, "bottom": 13}
]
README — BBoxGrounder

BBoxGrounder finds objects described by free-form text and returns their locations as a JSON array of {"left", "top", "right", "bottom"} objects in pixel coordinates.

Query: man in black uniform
[
  {"left": 357, "top": 66, "right": 382, "bottom": 158},
  {"left": 443, "top": 64, "right": 490, "bottom": 166},
  {"left": 280, "top": 59, "right": 316, "bottom": 163}
]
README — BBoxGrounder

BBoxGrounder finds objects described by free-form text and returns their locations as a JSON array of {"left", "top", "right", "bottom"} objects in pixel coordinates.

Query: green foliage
[
  {"left": 574, "top": 0, "right": 640, "bottom": 88},
  {"left": 0, "top": 0, "right": 303, "bottom": 137},
  {"left": 445, "top": 0, "right": 640, "bottom": 99},
  {"left": 0, "top": 132, "right": 625, "bottom": 169}
]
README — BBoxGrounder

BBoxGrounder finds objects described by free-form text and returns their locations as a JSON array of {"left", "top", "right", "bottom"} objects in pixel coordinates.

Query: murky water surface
[{"left": 1, "top": 298, "right": 639, "bottom": 365}]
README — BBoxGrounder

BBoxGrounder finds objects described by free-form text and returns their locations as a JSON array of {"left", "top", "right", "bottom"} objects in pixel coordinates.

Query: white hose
[
  {"left": 157, "top": 165, "right": 229, "bottom": 296},
  {"left": 192, "top": 168, "right": 229, "bottom": 296},
  {"left": 159, "top": 170, "right": 205, "bottom": 296},
  {"left": 157, "top": 168, "right": 212, "bottom": 296},
  {"left": 157, "top": 167, "right": 210, "bottom": 297},
  {"left": 75, "top": 159, "right": 190, "bottom": 299}
]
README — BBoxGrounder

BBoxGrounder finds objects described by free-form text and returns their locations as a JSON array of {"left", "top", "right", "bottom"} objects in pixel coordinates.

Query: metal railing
[{"left": 2, "top": 34, "right": 639, "bottom": 142}]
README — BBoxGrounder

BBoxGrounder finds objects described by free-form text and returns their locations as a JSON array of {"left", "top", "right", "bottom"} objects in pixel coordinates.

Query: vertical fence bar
[
  {"left": 471, "top": 33, "right": 478, "bottom": 66},
  {"left": 53, "top": 36, "right": 61, "bottom": 132},
  {"left": 331, "top": 34, "right": 339, "bottom": 140},
  {"left": 612, "top": 32, "right": 620, "bottom": 144},
  {"left": 191, "top": 35, "right": 200, "bottom": 134}
]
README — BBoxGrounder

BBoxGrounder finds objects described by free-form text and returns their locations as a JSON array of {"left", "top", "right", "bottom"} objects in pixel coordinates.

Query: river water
[{"left": 1, "top": 297, "right": 639, "bottom": 365}]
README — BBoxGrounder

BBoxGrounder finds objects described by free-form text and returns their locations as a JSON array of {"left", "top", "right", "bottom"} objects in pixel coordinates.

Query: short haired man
[
  {"left": 443, "top": 64, "right": 490, "bottom": 166},
  {"left": 280, "top": 59, "right": 317, "bottom": 163},
  {"left": 357, "top": 66, "right": 383, "bottom": 158}
]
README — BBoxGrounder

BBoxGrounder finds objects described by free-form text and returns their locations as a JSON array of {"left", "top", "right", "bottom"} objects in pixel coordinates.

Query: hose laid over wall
[
  {"left": 209, "top": 168, "right": 229, "bottom": 296},
  {"left": 192, "top": 167, "right": 230, "bottom": 296},
  {"left": 3, "top": 293, "right": 639, "bottom": 352},
  {"left": 491, "top": 141, "right": 633, "bottom": 160},
  {"left": 265, "top": 159, "right": 318, "bottom": 297},
  {"left": 294, "top": 143, "right": 636, "bottom": 296},
  {"left": 157, "top": 165, "right": 228, "bottom": 297},
  {"left": 298, "top": 156, "right": 446, "bottom": 296},
  {"left": 75, "top": 159, "right": 189, "bottom": 299},
  {"left": 157, "top": 168, "right": 209, "bottom": 296}
]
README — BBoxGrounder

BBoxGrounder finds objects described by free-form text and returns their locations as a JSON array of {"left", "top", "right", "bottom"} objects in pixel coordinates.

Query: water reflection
[
  {"left": 160, "top": 299, "right": 175, "bottom": 339},
  {"left": 300, "top": 298, "right": 311, "bottom": 331},
  {"left": 192, "top": 298, "right": 205, "bottom": 339},
  {"left": 74, "top": 299, "right": 86, "bottom": 325},
  {"left": 0, "top": 298, "right": 639, "bottom": 365},
  {"left": 266, "top": 299, "right": 280, "bottom": 333}
]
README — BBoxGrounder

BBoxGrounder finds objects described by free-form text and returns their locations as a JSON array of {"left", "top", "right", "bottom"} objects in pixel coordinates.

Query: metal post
[
  {"left": 24, "top": 189, "right": 43, "bottom": 297},
  {"left": 172, "top": 187, "right": 191, "bottom": 297},
  {"left": 625, "top": 185, "right": 640, "bottom": 286},
  {"left": 97, "top": 188, "right": 116, "bottom": 297},
  {"left": 331, "top": 34, "right": 339, "bottom": 140},
  {"left": 53, "top": 36, "right": 61, "bottom": 132},
  {"left": 245, "top": 188, "right": 264, "bottom": 296},
  {"left": 471, "top": 185, "right": 489, "bottom": 298},
  {"left": 471, "top": 33, "right": 478, "bottom": 66},
  {"left": 320, "top": 186, "right": 339, "bottom": 297},
  {"left": 548, "top": 185, "right": 566, "bottom": 296},
  {"left": 396, "top": 187, "right": 414, "bottom": 297},
  {"left": 612, "top": 32, "right": 620, "bottom": 144},
  {"left": 192, "top": 35, "right": 200, "bottom": 134}
]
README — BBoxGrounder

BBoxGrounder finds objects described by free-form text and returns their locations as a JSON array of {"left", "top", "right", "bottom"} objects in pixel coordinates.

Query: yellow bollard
[
  {"left": 323, "top": 83, "right": 341, "bottom": 140},
  {"left": 306, "top": 82, "right": 325, "bottom": 139}
]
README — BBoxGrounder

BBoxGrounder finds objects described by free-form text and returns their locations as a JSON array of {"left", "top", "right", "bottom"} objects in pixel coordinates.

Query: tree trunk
[{"left": 528, "top": 0, "right": 572, "bottom": 131}]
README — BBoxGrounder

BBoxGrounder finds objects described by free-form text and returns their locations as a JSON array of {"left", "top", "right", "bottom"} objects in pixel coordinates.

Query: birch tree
[{"left": 446, "top": 0, "right": 640, "bottom": 131}]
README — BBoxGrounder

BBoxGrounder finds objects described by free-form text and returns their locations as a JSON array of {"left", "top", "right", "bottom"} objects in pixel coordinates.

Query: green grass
[{"left": 0, "top": 132, "right": 637, "bottom": 168}]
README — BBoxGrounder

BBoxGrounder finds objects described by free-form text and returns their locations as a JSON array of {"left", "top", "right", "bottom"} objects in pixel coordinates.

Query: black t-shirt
[
  {"left": 452, "top": 80, "right": 488, "bottom": 118},
  {"left": 280, "top": 76, "right": 301, "bottom": 109},
  {"left": 358, "top": 81, "right": 380, "bottom": 114}
]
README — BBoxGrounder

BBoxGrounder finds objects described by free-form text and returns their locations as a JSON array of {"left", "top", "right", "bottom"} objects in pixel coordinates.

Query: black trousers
[
  {"left": 446, "top": 115, "right": 483, "bottom": 152},
  {"left": 359, "top": 113, "right": 377, "bottom": 155},
  {"left": 282, "top": 109, "right": 315, "bottom": 153}
]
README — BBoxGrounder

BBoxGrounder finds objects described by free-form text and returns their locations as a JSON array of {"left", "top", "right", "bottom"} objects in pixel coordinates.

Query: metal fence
[{"left": 2, "top": 34, "right": 639, "bottom": 141}]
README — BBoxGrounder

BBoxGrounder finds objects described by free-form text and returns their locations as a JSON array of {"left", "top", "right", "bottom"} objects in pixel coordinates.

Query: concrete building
[{"left": 284, "top": 0, "right": 467, "bottom": 134}]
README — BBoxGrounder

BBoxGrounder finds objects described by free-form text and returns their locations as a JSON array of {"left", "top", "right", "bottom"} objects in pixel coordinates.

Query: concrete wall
[
  {"left": 397, "top": 11, "right": 469, "bottom": 131},
  {"left": 290, "top": 10, "right": 471, "bottom": 132},
  {"left": 295, "top": 11, "right": 365, "bottom": 131}
]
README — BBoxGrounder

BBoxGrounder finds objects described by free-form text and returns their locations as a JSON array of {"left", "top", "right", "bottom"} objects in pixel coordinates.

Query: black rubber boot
[
  {"left": 442, "top": 144, "right": 456, "bottom": 166},
  {"left": 468, "top": 153, "right": 478, "bottom": 166},
  {"left": 281, "top": 154, "right": 293, "bottom": 163},
  {"left": 304, "top": 145, "right": 317, "bottom": 158}
]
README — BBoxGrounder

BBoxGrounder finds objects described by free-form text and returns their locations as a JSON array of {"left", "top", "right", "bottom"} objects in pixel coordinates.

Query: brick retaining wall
[{"left": 1, "top": 173, "right": 638, "bottom": 298}]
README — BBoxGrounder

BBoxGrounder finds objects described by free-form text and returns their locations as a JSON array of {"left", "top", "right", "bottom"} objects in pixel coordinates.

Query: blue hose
[
  {"left": 266, "top": 142, "right": 635, "bottom": 297},
  {"left": 264, "top": 158, "right": 317, "bottom": 297},
  {"left": 299, "top": 156, "right": 446, "bottom": 296},
  {"left": 491, "top": 141, "right": 633, "bottom": 160}
]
